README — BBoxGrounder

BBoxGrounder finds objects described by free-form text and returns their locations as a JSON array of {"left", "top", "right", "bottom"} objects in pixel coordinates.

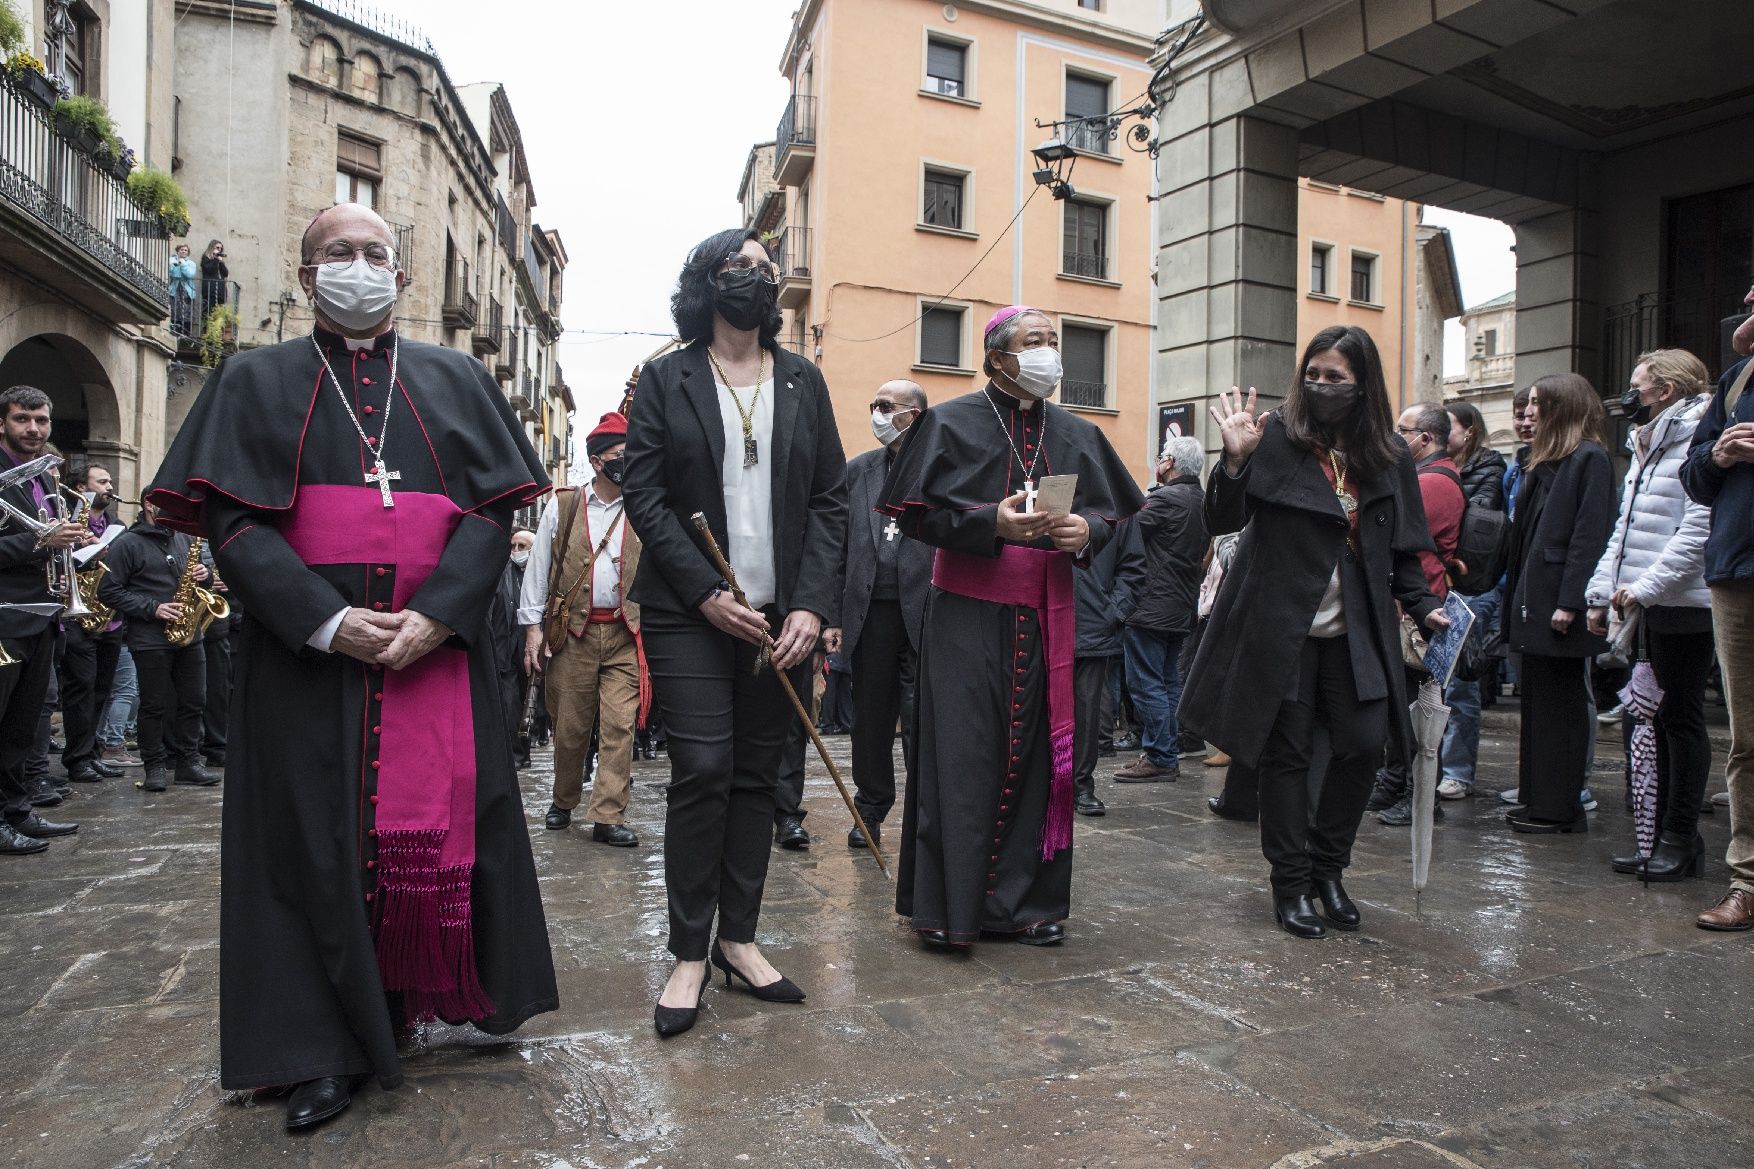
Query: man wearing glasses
[{"left": 145, "top": 203, "right": 557, "bottom": 1131}]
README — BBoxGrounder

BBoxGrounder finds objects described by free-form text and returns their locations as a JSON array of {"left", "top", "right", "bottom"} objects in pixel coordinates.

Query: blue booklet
[{"left": 1422, "top": 593, "right": 1477, "bottom": 689}]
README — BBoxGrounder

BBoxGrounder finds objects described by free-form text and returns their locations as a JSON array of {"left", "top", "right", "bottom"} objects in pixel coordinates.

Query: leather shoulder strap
[
  {"left": 545, "top": 489, "right": 583, "bottom": 603},
  {"left": 1727, "top": 357, "right": 1754, "bottom": 417}
]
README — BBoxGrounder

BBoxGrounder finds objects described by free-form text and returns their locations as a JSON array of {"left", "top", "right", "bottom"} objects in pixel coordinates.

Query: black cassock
[
  {"left": 148, "top": 328, "right": 557, "bottom": 1090},
  {"left": 878, "top": 385, "right": 1142, "bottom": 942}
]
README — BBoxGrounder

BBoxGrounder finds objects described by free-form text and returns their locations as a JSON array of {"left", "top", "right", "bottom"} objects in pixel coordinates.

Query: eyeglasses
[
  {"left": 718, "top": 256, "right": 779, "bottom": 285},
  {"left": 311, "top": 241, "right": 398, "bottom": 269},
  {"left": 1396, "top": 426, "right": 1425, "bottom": 437},
  {"left": 869, "top": 401, "right": 918, "bottom": 416}
]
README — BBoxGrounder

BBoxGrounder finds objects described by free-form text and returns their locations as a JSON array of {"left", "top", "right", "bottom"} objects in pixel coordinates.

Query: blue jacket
[
  {"left": 168, "top": 255, "right": 197, "bottom": 299},
  {"left": 1681, "top": 355, "right": 1754, "bottom": 585}
]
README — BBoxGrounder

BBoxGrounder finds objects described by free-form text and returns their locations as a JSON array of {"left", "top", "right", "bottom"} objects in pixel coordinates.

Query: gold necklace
[
  {"left": 1328, "top": 449, "right": 1358, "bottom": 514},
  {"left": 705, "top": 346, "right": 764, "bottom": 468}
]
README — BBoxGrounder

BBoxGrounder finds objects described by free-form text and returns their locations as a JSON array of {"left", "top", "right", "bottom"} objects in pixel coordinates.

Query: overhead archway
[{"left": 0, "top": 332, "right": 122, "bottom": 466}]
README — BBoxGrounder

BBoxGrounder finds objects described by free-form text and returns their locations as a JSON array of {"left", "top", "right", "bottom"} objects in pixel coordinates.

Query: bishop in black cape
[
  {"left": 878, "top": 381, "right": 1142, "bottom": 943},
  {"left": 147, "top": 327, "right": 558, "bottom": 1091}
]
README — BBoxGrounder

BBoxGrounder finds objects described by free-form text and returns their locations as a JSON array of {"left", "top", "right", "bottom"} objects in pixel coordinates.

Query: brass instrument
[
  {"left": 0, "top": 454, "right": 91, "bottom": 621},
  {"left": 60, "top": 486, "right": 113, "bottom": 633},
  {"left": 164, "top": 537, "right": 230, "bottom": 648}
]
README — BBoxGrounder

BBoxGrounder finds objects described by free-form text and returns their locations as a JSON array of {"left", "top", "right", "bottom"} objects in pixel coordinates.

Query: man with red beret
[{"left": 519, "top": 410, "right": 645, "bottom": 846}]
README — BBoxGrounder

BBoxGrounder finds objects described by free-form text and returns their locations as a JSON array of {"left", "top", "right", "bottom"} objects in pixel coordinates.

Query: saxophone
[
  {"left": 65, "top": 490, "right": 114, "bottom": 634},
  {"left": 165, "top": 537, "right": 230, "bottom": 648}
]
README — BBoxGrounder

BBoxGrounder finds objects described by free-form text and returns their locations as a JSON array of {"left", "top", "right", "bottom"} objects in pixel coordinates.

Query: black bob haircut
[{"left": 670, "top": 227, "right": 782, "bottom": 347}]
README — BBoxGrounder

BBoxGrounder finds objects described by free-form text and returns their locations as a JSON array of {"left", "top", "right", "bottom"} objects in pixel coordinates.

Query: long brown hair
[
  {"left": 1526, "top": 372, "right": 1607, "bottom": 469},
  {"left": 1446, "top": 400, "right": 1488, "bottom": 470},
  {"left": 1279, "top": 325, "right": 1400, "bottom": 481}
]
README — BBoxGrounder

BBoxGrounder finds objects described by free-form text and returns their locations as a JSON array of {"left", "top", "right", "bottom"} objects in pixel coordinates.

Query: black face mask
[
  {"left": 1620, "top": 385, "right": 1651, "bottom": 426},
  {"left": 713, "top": 269, "right": 775, "bottom": 332},
  {"left": 598, "top": 456, "right": 626, "bottom": 486},
  {"left": 1303, "top": 380, "right": 1359, "bottom": 425}
]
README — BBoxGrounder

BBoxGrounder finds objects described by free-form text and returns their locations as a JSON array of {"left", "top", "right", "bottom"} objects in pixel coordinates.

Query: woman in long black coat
[
  {"left": 1181, "top": 325, "right": 1443, "bottom": 940},
  {"left": 1501, "top": 372, "right": 1615, "bottom": 833}
]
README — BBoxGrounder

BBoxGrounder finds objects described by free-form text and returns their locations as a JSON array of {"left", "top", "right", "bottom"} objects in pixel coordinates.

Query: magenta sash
[
  {"left": 278, "top": 484, "right": 493, "bottom": 1025},
  {"left": 931, "top": 544, "right": 1076, "bottom": 861}
]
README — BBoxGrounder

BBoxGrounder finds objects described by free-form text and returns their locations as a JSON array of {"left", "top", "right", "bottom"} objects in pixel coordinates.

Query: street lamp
[{"left": 1030, "top": 138, "right": 1078, "bottom": 201}]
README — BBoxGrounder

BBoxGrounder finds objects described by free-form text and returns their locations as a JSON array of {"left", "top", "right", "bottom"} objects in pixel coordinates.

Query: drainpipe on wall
[{"left": 1400, "top": 199, "right": 1412, "bottom": 411}]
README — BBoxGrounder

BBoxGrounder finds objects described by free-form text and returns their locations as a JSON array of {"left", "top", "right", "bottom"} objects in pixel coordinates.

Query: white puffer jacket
[{"left": 1586, "top": 395, "right": 1712, "bottom": 611}]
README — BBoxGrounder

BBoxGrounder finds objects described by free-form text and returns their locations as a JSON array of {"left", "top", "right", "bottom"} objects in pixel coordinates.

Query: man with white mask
[
  {"left": 877, "top": 306, "right": 1143, "bottom": 949},
  {"left": 813, "top": 380, "right": 932, "bottom": 854},
  {"left": 146, "top": 203, "right": 557, "bottom": 1131}
]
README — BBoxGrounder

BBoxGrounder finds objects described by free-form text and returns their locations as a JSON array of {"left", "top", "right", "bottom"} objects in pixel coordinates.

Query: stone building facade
[{"left": 170, "top": 0, "right": 572, "bottom": 491}]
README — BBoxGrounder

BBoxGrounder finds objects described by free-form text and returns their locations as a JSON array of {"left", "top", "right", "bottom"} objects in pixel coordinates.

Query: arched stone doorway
[{"left": 0, "top": 332, "right": 123, "bottom": 473}]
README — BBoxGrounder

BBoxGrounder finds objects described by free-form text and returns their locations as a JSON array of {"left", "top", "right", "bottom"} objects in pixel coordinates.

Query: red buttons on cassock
[
  {"left": 366, "top": 860, "right": 376, "bottom": 870},
  {"left": 373, "top": 692, "right": 383, "bottom": 701},
  {"left": 371, "top": 761, "right": 381, "bottom": 771},
  {"left": 375, "top": 567, "right": 387, "bottom": 577},
  {"left": 362, "top": 405, "right": 375, "bottom": 415},
  {"left": 368, "top": 827, "right": 378, "bottom": 837},
  {"left": 364, "top": 892, "right": 374, "bottom": 903},
  {"left": 369, "top": 794, "right": 379, "bottom": 805},
  {"left": 365, "top": 436, "right": 378, "bottom": 445},
  {"left": 373, "top": 602, "right": 386, "bottom": 611},
  {"left": 361, "top": 377, "right": 373, "bottom": 385},
  {"left": 372, "top": 725, "right": 381, "bottom": 735}
]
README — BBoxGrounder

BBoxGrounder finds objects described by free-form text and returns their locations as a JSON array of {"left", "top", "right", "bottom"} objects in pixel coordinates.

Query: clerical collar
[
  {"left": 313, "top": 324, "right": 397, "bottom": 356},
  {"left": 984, "top": 382, "right": 1037, "bottom": 414}
]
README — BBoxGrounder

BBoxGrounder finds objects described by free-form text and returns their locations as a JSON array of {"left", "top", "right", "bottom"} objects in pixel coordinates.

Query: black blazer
[
  {"left": 0, "top": 468, "right": 58, "bottom": 640},
  {"left": 837, "top": 446, "right": 932, "bottom": 655},
  {"left": 1504, "top": 440, "right": 1615, "bottom": 658},
  {"left": 624, "top": 342, "right": 847, "bottom": 621}
]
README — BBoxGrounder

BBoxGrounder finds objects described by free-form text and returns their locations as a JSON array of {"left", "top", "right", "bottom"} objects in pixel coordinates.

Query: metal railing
[
  {"left": 0, "top": 70, "right": 170, "bottom": 311},
  {"left": 1602, "top": 288, "right": 1749, "bottom": 396},
  {"left": 1065, "top": 117, "right": 1114, "bottom": 156},
  {"left": 472, "top": 293, "right": 502, "bottom": 351},
  {"left": 773, "top": 225, "right": 812, "bottom": 279},
  {"left": 298, "top": 0, "right": 437, "bottom": 55},
  {"left": 1062, "top": 251, "right": 1109, "bottom": 281},
  {"left": 1061, "top": 378, "right": 1107, "bottom": 409},
  {"left": 773, "top": 94, "right": 816, "bottom": 175},
  {"left": 442, "top": 260, "right": 476, "bottom": 327},
  {"left": 171, "top": 278, "right": 239, "bottom": 340},
  {"left": 496, "top": 193, "right": 516, "bottom": 258}
]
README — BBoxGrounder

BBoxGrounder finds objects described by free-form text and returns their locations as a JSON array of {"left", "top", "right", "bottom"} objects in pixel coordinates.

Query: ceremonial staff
[{"left": 690, "top": 512, "right": 890, "bottom": 876}]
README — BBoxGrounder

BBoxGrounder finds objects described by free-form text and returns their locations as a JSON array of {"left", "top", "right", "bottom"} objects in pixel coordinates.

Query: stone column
[
  {"left": 1156, "top": 108, "right": 1301, "bottom": 450},
  {"left": 1513, "top": 205, "right": 1601, "bottom": 391}
]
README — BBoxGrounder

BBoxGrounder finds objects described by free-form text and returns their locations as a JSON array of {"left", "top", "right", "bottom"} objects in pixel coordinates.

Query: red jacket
[{"left": 1415, "top": 455, "right": 1465, "bottom": 598}]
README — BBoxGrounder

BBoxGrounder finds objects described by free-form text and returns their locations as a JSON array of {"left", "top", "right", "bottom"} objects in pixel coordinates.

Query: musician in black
[
  {"left": 0, "top": 386, "right": 83, "bottom": 854},
  {"left": 60, "top": 462, "right": 128, "bottom": 785}
]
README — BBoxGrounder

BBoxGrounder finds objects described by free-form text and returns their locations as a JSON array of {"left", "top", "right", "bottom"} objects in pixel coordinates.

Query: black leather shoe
[
  {"left": 775, "top": 816, "right": 811, "bottom": 850},
  {"left": 15, "top": 812, "right": 77, "bottom": 838},
  {"left": 543, "top": 805, "right": 571, "bottom": 830},
  {"left": 711, "top": 940, "right": 807, "bottom": 1003},
  {"left": 203, "top": 755, "right": 226, "bottom": 769},
  {"left": 1506, "top": 810, "right": 1587, "bottom": 834},
  {"left": 653, "top": 986, "right": 705, "bottom": 1038},
  {"left": 0, "top": 821, "right": 49, "bottom": 855},
  {"left": 1313, "top": 878, "right": 1359, "bottom": 930},
  {"left": 27, "top": 779, "right": 62, "bottom": 807},
  {"left": 1015, "top": 922, "right": 1065, "bottom": 946},
  {"left": 1074, "top": 790, "right": 1106, "bottom": 817},
  {"left": 1207, "top": 796, "right": 1257, "bottom": 823},
  {"left": 1274, "top": 895, "right": 1327, "bottom": 939},
  {"left": 1639, "top": 831, "right": 1705, "bottom": 882},
  {"left": 917, "top": 929, "right": 964, "bottom": 951},
  {"left": 285, "top": 1075, "right": 361, "bottom": 1132},
  {"left": 66, "top": 763, "right": 105, "bottom": 784},
  {"left": 90, "top": 759, "right": 123, "bottom": 778},
  {"left": 142, "top": 767, "right": 168, "bottom": 793},
  {"left": 847, "top": 822, "right": 880, "bottom": 850},
  {"left": 591, "top": 822, "right": 638, "bottom": 847},
  {"left": 174, "top": 763, "right": 220, "bottom": 786},
  {"left": 1365, "top": 779, "right": 1402, "bottom": 813}
]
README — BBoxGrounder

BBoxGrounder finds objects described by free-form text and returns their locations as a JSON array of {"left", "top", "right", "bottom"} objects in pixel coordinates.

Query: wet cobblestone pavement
[{"left": 0, "top": 706, "right": 1747, "bottom": 1168}]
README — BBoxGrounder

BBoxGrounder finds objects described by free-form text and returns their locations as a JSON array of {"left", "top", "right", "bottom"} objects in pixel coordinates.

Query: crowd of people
[{"left": 3, "top": 204, "right": 1749, "bottom": 1134}]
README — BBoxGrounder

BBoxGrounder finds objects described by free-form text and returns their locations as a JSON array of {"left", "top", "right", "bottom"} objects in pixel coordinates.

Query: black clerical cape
[
  {"left": 878, "top": 386, "right": 1143, "bottom": 942},
  {"left": 147, "top": 328, "right": 557, "bottom": 1090}
]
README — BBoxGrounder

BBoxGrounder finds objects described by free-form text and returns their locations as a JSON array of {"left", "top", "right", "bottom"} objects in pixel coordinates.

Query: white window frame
[
  {"left": 921, "top": 28, "right": 978, "bottom": 106},
  {"left": 1057, "top": 314, "right": 1116, "bottom": 413},
  {"left": 1308, "top": 239, "right": 1337, "bottom": 301},
  {"left": 1347, "top": 247, "right": 1382, "bottom": 308},
  {"left": 915, "top": 296, "right": 976, "bottom": 375},
  {"left": 1059, "top": 189, "right": 1119, "bottom": 286},
  {"left": 918, "top": 159, "right": 976, "bottom": 239}
]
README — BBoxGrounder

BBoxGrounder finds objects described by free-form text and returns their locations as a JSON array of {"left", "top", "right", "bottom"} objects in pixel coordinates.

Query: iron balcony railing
[
  {"left": 298, "top": 0, "right": 437, "bottom": 55},
  {"left": 1065, "top": 117, "right": 1115, "bottom": 156},
  {"left": 1061, "top": 378, "right": 1107, "bottom": 409},
  {"left": 170, "top": 278, "right": 240, "bottom": 341},
  {"left": 496, "top": 193, "right": 516, "bottom": 258},
  {"left": 773, "top": 94, "right": 816, "bottom": 176},
  {"left": 1062, "top": 250, "right": 1109, "bottom": 281},
  {"left": 442, "top": 260, "right": 476, "bottom": 328},
  {"left": 0, "top": 70, "right": 170, "bottom": 312},
  {"left": 773, "top": 225, "right": 812, "bottom": 279}
]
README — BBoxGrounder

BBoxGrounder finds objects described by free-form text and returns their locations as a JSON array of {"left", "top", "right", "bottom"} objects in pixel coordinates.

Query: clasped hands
[
  {"left": 996, "top": 492, "right": 1088, "bottom": 552},
  {"left": 332, "top": 607, "right": 452, "bottom": 670}
]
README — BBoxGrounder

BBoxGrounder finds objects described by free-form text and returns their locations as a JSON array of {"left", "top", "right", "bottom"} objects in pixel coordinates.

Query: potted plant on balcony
[
  {"left": 126, "top": 166, "right": 190, "bottom": 237},
  {"left": 52, "top": 94, "right": 120, "bottom": 159},
  {"left": 4, "top": 50, "right": 61, "bottom": 109},
  {"left": 199, "top": 304, "right": 239, "bottom": 368}
]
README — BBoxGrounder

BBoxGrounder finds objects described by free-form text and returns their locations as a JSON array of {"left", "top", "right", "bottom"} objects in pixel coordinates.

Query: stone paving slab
[{"left": 0, "top": 707, "right": 1744, "bottom": 1168}]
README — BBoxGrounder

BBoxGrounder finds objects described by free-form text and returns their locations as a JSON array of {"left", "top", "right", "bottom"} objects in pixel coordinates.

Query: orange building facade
[{"left": 762, "top": 0, "right": 1162, "bottom": 481}]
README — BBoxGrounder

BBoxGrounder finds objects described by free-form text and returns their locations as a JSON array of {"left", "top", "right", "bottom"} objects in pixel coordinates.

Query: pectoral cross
[
  {"left": 365, "top": 459, "right": 400, "bottom": 508},
  {"left": 882, "top": 517, "right": 900, "bottom": 543},
  {"left": 1024, "top": 478, "right": 1038, "bottom": 515}
]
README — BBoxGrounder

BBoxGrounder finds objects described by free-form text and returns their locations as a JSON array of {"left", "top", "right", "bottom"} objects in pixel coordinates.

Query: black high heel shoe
[
  {"left": 653, "top": 977, "right": 706, "bottom": 1037},
  {"left": 711, "top": 940, "right": 806, "bottom": 1003},
  {"left": 1639, "top": 831, "right": 1706, "bottom": 883}
]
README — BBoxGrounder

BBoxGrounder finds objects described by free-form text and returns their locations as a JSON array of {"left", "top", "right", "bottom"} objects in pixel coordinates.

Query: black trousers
[
  {"left": 133, "top": 644, "right": 207, "bottom": 770},
  {"left": 1073, "top": 656, "right": 1113, "bottom": 792},
  {"left": 201, "top": 628, "right": 232, "bottom": 762},
  {"left": 60, "top": 623, "right": 122, "bottom": 772},
  {"left": 645, "top": 612, "right": 802, "bottom": 962},
  {"left": 1517, "top": 652, "right": 1591, "bottom": 822},
  {"left": 1258, "top": 636, "right": 1386, "bottom": 898},
  {"left": 0, "top": 627, "right": 57, "bottom": 822},
  {"left": 774, "top": 713, "right": 807, "bottom": 823},
  {"left": 1647, "top": 623, "right": 1716, "bottom": 841},
  {"left": 849, "top": 600, "right": 915, "bottom": 826}
]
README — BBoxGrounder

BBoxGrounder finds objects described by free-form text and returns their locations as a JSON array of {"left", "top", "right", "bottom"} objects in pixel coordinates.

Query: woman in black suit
[
  {"left": 623, "top": 228, "right": 847, "bottom": 1035},
  {"left": 1181, "top": 325, "right": 1444, "bottom": 939},
  {"left": 1503, "top": 372, "right": 1615, "bottom": 834}
]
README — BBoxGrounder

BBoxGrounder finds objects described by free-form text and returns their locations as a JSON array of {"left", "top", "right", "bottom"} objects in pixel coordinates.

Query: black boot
[
  {"left": 1639, "top": 831, "right": 1705, "bottom": 882},
  {"left": 1074, "top": 780, "right": 1105, "bottom": 817},
  {"left": 174, "top": 761, "right": 220, "bottom": 786},
  {"left": 1312, "top": 878, "right": 1359, "bottom": 930},
  {"left": 142, "top": 766, "right": 168, "bottom": 793},
  {"left": 1364, "top": 776, "right": 1402, "bottom": 812},
  {"left": 285, "top": 1075, "right": 362, "bottom": 1131},
  {"left": 1273, "top": 894, "right": 1326, "bottom": 939}
]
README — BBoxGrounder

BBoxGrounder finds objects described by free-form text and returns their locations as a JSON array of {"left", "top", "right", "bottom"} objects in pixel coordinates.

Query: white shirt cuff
[{"left": 308, "top": 607, "right": 348, "bottom": 652}]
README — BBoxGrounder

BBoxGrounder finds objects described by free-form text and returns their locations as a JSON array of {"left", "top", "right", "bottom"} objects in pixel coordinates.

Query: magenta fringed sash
[
  {"left": 279, "top": 485, "right": 494, "bottom": 1025},
  {"left": 932, "top": 544, "right": 1077, "bottom": 860}
]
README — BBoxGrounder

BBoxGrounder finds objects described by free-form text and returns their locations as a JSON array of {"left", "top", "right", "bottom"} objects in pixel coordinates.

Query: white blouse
[{"left": 715, "top": 376, "right": 777, "bottom": 609}]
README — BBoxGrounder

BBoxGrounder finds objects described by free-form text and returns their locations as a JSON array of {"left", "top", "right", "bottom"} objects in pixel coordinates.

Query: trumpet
[
  {"left": 0, "top": 454, "right": 90, "bottom": 619},
  {"left": 59, "top": 485, "right": 114, "bottom": 633}
]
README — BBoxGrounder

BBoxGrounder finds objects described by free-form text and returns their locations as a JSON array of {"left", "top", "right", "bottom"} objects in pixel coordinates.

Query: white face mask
[
  {"left": 872, "top": 408, "right": 903, "bottom": 447},
  {"left": 1006, "top": 347, "right": 1062, "bottom": 400},
  {"left": 510, "top": 550, "right": 530, "bottom": 567},
  {"left": 313, "top": 256, "right": 399, "bottom": 332}
]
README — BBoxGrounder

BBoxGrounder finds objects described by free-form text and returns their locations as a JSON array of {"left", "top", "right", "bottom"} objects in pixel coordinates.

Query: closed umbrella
[
  {"left": 1408, "top": 678, "right": 1450, "bottom": 915},
  {"left": 1618, "top": 659, "right": 1665, "bottom": 866}
]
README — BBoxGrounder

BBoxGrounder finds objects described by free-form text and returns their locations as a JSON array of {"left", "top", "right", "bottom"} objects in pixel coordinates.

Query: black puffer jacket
[
  {"left": 1124, "top": 475, "right": 1207, "bottom": 635},
  {"left": 1458, "top": 448, "right": 1508, "bottom": 511}
]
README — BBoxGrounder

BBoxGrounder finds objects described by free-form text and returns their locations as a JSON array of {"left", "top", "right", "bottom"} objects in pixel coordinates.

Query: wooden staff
[{"left": 690, "top": 512, "right": 890, "bottom": 876}]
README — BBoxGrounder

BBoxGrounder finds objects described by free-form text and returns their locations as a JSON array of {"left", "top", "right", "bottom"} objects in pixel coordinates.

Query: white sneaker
[
  {"left": 1581, "top": 788, "right": 1598, "bottom": 812},
  {"left": 1712, "top": 791, "right": 1730, "bottom": 807},
  {"left": 1597, "top": 704, "right": 1624, "bottom": 725},
  {"left": 1498, "top": 787, "right": 1520, "bottom": 804},
  {"left": 1437, "top": 779, "right": 1470, "bottom": 801}
]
